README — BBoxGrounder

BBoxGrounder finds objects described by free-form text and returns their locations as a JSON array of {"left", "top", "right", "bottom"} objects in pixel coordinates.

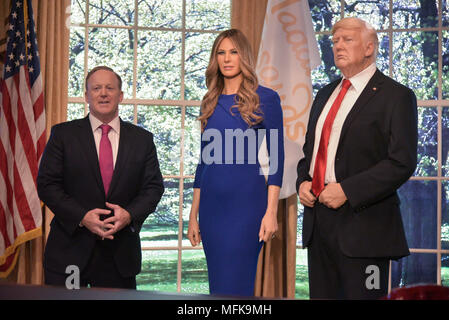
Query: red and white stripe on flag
[
  {"left": 0, "top": 0, "right": 45, "bottom": 277},
  {"left": 256, "top": 0, "right": 321, "bottom": 199}
]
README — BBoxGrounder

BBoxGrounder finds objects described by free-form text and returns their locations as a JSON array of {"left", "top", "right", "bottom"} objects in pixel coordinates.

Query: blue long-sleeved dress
[{"left": 193, "top": 85, "right": 284, "bottom": 296}]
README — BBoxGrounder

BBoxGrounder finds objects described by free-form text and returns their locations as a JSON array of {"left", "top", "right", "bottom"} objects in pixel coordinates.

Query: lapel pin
[{"left": 373, "top": 87, "right": 377, "bottom": 91}]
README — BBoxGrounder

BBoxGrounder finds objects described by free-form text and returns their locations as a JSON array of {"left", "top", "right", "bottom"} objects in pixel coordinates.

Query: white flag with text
[{"left": 257, "top": 0, "right": 321, "bottom": 199}]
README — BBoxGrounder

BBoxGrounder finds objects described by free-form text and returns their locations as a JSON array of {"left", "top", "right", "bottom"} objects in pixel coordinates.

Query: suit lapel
[
  {"left": 107, "top": 118, "right": 132, "bottom": 197},
  {"left": 76, "top": 116, "right": 104, "bottom": 192},
  {"left": 338, "top": 69, "right": 385, "bottom": 145},
  {"left": 311, "top": 81, "right": 340, "bottom": 126}
]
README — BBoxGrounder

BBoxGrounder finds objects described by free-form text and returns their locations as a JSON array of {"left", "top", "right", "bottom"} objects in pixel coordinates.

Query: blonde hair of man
[{"left": 332, "top": 17, "right": 379, "bottom": 61}]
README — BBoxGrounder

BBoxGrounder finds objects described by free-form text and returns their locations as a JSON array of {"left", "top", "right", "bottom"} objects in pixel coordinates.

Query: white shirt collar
[
  {"left": 341, "top": 63, "right": 377, "bottom": 93},
  {"left": 89, "top": 113, "right": 120, "bottom": 134}
]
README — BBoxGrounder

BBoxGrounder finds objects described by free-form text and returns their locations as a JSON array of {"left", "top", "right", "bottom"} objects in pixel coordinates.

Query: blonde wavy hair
[{"left": 198, "top": 29, "right": 262, "bottom": 131}]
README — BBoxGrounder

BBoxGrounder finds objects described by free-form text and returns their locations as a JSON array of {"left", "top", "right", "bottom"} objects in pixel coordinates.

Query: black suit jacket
[
  {"left": 37, "top": 115, "right": 164, "bottom": 277},
  {"left": 296, "top": 69, "right": 417, "bottom": 259}
]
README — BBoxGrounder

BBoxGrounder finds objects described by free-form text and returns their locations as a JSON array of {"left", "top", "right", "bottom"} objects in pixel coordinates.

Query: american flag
[{"left": 0, "top": 0, "right": 45, "bottom": 277}]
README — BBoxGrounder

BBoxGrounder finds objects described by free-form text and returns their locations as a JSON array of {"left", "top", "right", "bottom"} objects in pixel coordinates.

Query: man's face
[
  {"left": 85, "top": 69, "right": 123, "bottom": 122},
  {"left": 332, "top": 27, "right": 373, "bottom": 77}
]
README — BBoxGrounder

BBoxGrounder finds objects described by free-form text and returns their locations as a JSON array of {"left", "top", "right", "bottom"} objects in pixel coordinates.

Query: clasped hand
[
  {"left": 80, "top": 202, "right": 131, "bottom": 240},
  {"left": 299, "top": 181, "right": 347, "bottom": 209}
]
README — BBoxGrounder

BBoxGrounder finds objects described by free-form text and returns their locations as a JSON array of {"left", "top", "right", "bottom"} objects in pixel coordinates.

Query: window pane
[
  {"left": 443, "top": 32, "right": 449, "bottom": 99},
  {"left": 391, "top": 253, "right": 437, "bottom": 287},
  {"left": 182, "top": 178, "right": 195, "bottom": 246},
  {"left": 137, "top": 30, "right": 181, "bottom": 100},
  {"left": 184, "top": 107, "right": 201, "bottom": 176},
  {"left": 443, "top": 181, "right": 449, "bottom": 250},
  {"left": 67, "top": 103, "right": 85, "bottom": 121},
  {"left": 88, "top": 27, "right": 134, "bottom": 98},
  {"left": 393, "top": 31, "right": 438, "bottom": 100},
  {"left": 393, "top": 0, "right": 438, "bottom": 29},
  {"left": 308, "top": 0, "right": 341, "bottom": 32},
  {"left": 444, "top": 1, "right": 449, "bottom": 27},
  {"left": 89, "top": 0, "right": 134, "bottom": 26},
  {"left": 184, "top": 32, "right": 216, "bottom": 101},
  {"left": 118, "top": 104, "right": 134, "bottom": 123},
  {"left": 69, "top": 27, "right": 85, "bottom": 97},
  {"left": 137, "top": 250, "right": 178, "bottom": 292},
  {"left": 295, "top": 248, "right": 309, "bottom": 299},
  {"left": 70, "top": 0, "right": 86, "bottom": 25},
  {"left": 345, "top": 0, "right": 389, "bottom": 30},
  {"left": 399, "top": 180, "right": 437, "bottom": 249},
  {"left": 138, "top": 0, "right": 182, "bottom": 28},
  {"left": 443, "top": 107, "right": 449, "bottom": 176},
  {"left": 376, "top": 32, "right": 389, "bottom": 75},
  {"left": 415, "top": 107, "right": 438, "bottom": 177},
  {"left": 186, "top": 0, "right": 231, "bottom": 31},
  {"left": 141, "top": 179, "right": 180, "bottom": 248},
  {"left": 181, "top": 249, "right": 209, "bottom": 294},
  {"left": 310, "top": 34, "right": 340, "bottom": 94},
  {"left": 137, "top": 105, "right": 182, "bottom": 176},
  {"left": 443, "top": 255, "right": 449, "bottom": 286}
]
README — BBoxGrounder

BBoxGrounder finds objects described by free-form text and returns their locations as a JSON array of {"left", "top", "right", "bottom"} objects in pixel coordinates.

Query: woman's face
[{"left": 216, "top": 37, "right": 242, "bottom": 79}]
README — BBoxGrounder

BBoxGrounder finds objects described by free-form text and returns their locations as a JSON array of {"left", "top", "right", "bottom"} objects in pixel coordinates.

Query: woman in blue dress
[{"left": 187, "top": 29, "right": 284, "bottom": 297}]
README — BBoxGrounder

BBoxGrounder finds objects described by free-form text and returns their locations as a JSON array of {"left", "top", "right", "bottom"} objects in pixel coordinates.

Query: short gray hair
[{"left": 332, "top": 17, "right": 379, "bottom": 59}]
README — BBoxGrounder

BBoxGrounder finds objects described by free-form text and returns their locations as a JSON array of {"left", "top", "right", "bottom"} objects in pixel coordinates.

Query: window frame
[{"left": 67, "top": 0, "right": 231, "bottom": 293}]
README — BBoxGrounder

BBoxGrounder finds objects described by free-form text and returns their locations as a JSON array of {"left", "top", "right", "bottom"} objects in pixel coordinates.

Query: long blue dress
[{"left": 193, "top": 85, "right": 284, "bottom": 296}]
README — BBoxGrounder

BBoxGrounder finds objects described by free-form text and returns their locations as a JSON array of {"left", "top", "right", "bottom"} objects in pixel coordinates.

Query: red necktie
[
  {"left": 312, "top": 79, "right": 352, "bottom": 197},
  {"left": 99, "top": 124, "right": 113, "bottom": 195}
]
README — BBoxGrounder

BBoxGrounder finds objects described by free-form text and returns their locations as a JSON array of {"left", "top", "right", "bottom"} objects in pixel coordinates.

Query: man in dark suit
[
  {"left": 37, "top": 66, "right": 164, "bottom": 289},
  {"left": 296, "top": 17, "right": 417, "bottom": 299}
]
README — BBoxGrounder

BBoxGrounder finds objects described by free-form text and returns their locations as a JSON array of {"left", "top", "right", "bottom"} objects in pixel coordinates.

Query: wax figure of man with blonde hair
[{"left": 296, "top": 18, "right": 417, "bottom": 299}]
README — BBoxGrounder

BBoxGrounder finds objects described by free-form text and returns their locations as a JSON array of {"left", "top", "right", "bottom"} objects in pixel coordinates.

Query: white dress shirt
[
  {"left": 89, "top": 113, "right": 120, "bottom": 168},
  {"left": 309, "top": 63, "right": 377, "bottom": 183}
]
